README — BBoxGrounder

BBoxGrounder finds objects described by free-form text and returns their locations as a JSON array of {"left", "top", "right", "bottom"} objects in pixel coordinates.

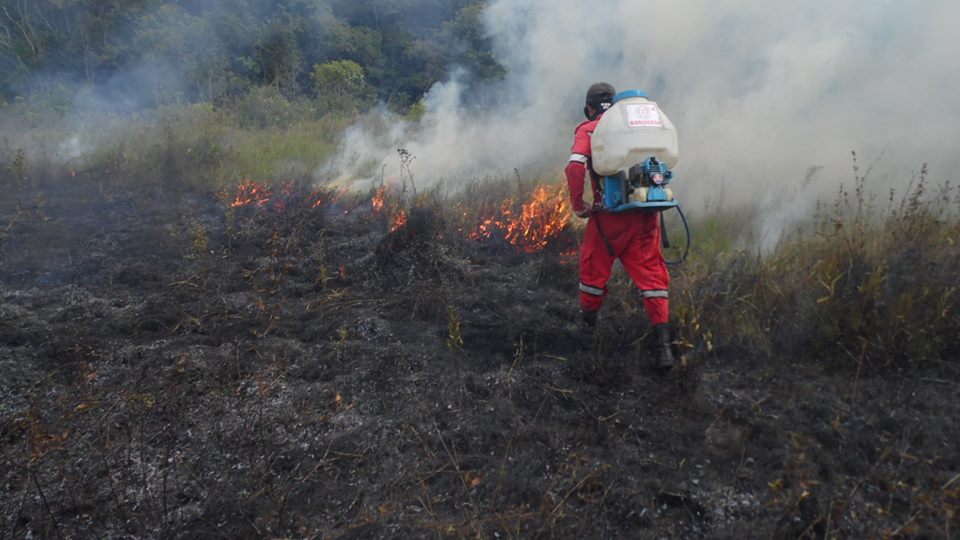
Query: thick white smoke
[{"left": 327, "top": 0, "right": 960, "bottom": 232}]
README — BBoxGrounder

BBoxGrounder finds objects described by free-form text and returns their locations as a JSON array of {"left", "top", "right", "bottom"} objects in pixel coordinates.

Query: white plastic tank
[{"left": 590, "top": 90, "right": 680, "bottom": 176}]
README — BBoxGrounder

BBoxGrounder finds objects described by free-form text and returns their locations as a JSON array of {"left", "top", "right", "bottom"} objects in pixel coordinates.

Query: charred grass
[{"left": 0, "top": 149, "right": 958, "bottom": 538}]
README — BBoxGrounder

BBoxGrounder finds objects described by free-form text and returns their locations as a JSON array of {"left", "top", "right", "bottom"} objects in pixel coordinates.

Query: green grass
[
  {"left": 0, "top": 97, "right": 349, "bottom": 189},
  {"left": 219, "top": 120, "right": 346, "bottom": 184}
]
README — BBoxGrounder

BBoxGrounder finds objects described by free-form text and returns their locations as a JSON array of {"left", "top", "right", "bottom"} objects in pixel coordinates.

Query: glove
[{"left": 575, "top": 201, "right": 603, "bottom": 218}]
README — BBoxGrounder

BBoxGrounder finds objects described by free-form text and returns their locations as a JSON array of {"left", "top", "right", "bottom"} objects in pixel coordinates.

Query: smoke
[
  {"left": 329, "top": 0, "right": 960, "bottom": 230},
  {"left": 0, "top": 8, "right": 201, "bottom": 166}
]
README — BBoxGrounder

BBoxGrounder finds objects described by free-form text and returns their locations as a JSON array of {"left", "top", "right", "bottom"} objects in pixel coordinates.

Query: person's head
[{"left": 584, "top": 82, "right": 615, "bottom": 120}]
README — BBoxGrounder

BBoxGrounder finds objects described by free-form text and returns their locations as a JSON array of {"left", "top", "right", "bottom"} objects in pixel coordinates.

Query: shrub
[
  {"left": 236, "top": 85, "right": 296, "bottom": 129},
  {"left": 310, "top": 60, "right": 375, "bottom": 114}
]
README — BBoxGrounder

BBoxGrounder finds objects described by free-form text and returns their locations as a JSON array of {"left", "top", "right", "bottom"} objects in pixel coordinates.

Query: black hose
[
  {"left": 663, "top": 205, "right": 691, "bottom": 266},
  {"left": 592, "top": 214, "right": 616, "bottom": 257},
  {"left": 660, "top": 211, "right": 670, "bottom": 249}
]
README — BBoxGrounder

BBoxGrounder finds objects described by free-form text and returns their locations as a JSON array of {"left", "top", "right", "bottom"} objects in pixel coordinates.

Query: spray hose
[
  {"left": 661, "top": 204, "right": 691, "bottom": 266},
  {"left": 592, "top": 215, "right": 616, "bottom": 257},
  {"left": 592, "top": 206, "right": 690, "bottom": 264}
]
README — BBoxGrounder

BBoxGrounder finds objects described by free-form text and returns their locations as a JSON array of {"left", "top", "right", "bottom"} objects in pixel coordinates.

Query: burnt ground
[{"left": 0, "top": 177, "right": 958, "bottom": 539}]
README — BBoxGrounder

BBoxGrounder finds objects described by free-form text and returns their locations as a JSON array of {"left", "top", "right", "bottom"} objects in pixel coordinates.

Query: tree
[
  {"left": 443, "top": 3, "right": 506, "bottom": 83},
  {"left": 310, "top": 59, "right": 373, "bottom": 113},
  {"left": 254, "top": 23, "right": 303, "bottom": 92},
  {"left": 0, "top": 0, "right": 503, "bottom": 112}
]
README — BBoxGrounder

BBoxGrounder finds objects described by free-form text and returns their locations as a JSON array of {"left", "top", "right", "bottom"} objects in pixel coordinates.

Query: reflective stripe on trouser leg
[
  {"left": 580, "top": 282, "right": 605, "bottom": 296},
  {"left": 641, "top": 289, "right": 669, "bottom": 299},
  {"left": 641, "top": 290, "right": 669, "bottom": 324},
  {"left": 579, "top": 282, "right": 607, "bottom": 312}
]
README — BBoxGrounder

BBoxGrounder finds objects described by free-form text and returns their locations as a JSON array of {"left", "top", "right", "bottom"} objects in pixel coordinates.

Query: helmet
[{"left": 585, "top": 82, "right": 615, "bottom": 119}]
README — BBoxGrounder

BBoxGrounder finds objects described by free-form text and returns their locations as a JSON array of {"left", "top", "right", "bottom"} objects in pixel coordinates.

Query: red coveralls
[{"left": 565, "top": 116, "right": 670, "bottom": 325}]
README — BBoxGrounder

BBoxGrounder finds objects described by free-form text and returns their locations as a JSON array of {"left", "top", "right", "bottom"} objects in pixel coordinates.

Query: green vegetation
[
  {"left": 0, "top": 0, "right": 502, "bottom": 111},
  {"left": 0, "top": 0, "right": 503, "bottom": 189},
  {"left": 310, "top": 59, "right": 374, "bottom": 113},
  {"left": 0, "top": 100, "right": 349, "bottom": 188}
]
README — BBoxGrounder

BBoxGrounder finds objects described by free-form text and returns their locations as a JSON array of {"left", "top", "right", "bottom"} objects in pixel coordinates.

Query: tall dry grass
[{"left": 671, "top": 162, "right": 959, "bottom": 367}]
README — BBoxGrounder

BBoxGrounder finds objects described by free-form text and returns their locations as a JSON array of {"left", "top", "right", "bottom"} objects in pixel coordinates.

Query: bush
[
  {"left": 310, "top": 60, "right": 375, "bottom": 114},
  {"left": 236, "top": 86, "right": 296, "bottom": 129}
]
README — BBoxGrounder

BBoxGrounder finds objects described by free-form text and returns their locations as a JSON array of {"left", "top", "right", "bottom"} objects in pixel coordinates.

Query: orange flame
[
  {"left": 469, "top": 199, "right": 515, "bottom": 241},
  {"left": 310, "top": 188, "right": 329, "bottom": 209},
  {"left": 505, "top": 185, "right": 572, "bottom": 252},
  {"left": 371, "top": 184, "right": 408, "bottom": 232},
  {"left": 390, "top": 209, "right": 408, "bottom": 232},
  {"left": 469, "top": 184, "right": 571, "bottom": 252},
  {"left": 309, "top": 186, "right": 348, "bottom": 209},
  {"left": 231, "top": 180, "right": 272, "bottom": 207},
  {"left": 227, "top": 180, "right": 350, "bottom": 211},
  {"left": 372, "top": 185, "right": 387, "bottom": 213}
]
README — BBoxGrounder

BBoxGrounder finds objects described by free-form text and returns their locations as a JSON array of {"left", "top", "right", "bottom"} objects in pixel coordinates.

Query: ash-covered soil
[{"left": 1, "top": 177, "right": 958, "bottom": 539}]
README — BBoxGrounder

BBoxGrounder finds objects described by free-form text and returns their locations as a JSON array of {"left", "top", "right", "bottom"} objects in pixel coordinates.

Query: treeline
[{"left": 0, "top": 0, "right": 503, "bottom": 112}]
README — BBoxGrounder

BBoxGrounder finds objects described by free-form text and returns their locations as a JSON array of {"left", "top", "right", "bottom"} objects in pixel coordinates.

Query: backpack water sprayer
[{"left": 590, "top": 90, "right": 691, "bottom": 264}]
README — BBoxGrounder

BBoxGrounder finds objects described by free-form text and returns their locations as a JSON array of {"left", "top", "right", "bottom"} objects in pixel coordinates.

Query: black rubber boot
[{"left": 651, "top": 323, "right": 675, "bottom": 373}]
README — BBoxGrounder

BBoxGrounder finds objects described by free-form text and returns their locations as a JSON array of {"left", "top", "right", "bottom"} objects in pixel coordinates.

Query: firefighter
[{"left": 565, "top": 82, "right": 674, "bottom": 372}]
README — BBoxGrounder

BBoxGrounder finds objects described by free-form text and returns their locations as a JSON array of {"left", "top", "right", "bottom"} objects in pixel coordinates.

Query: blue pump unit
[{"left": 602, "top": 157, "right": 679, "bottom": 213}]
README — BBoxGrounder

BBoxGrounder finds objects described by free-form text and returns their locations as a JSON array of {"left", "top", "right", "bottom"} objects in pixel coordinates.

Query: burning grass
[
  {"left": 219, "top": 176, "right": 579, "bottom": 257},
  {"left": 209, "top": 165, "right": 959, "bottom": 369},
  {"left": 466, "top": 183, "right": 572, "bottom": 253}
]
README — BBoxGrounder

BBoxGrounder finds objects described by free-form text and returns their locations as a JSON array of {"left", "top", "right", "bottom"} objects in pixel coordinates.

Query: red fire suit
[{"left": 565, "top": 116, "right": 670, "bottom": 325}]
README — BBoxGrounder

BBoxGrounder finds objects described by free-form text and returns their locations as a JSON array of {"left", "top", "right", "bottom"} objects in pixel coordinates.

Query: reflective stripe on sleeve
[
  {"left": 569, "top": 153, "right": 589, "bottom": 164},
  {"left": 641, "top": 289, "right": 669, "bottom": 299},
  {"left": 579, "top": 282, "right": 605, "bottom": 296}
]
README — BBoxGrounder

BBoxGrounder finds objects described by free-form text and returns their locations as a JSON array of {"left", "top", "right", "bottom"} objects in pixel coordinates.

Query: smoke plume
[{"left": 329, "top": 0, "right": 960, "bottom": 225}]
